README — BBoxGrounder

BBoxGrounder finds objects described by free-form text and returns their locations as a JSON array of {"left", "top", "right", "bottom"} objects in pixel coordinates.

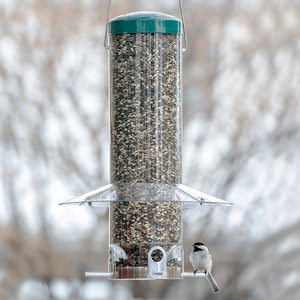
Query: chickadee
[{"left": 189, "top": 242, "right": 220, "bottom": 293}]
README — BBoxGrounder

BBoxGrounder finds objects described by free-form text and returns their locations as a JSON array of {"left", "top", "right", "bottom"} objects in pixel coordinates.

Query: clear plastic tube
[{"left": 109, "top": 32, "right": 183, "bottom": 279}]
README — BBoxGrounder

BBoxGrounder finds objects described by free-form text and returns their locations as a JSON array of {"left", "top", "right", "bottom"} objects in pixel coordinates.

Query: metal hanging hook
[{"left": 104, "top": 0, "right": 187, "bottom": 51}]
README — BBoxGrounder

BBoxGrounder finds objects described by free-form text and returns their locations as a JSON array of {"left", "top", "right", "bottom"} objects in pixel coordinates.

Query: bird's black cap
[
  {"left": 193, "top": 242, "right": 206, "bottom": 252},
  {"left": 193, "top": 242, "right": 205, "bottom": 246}
]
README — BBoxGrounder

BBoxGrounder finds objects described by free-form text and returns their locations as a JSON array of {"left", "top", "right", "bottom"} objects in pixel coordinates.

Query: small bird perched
[{"left": 189, "top": 242, "right": 220, "bottom": 293}]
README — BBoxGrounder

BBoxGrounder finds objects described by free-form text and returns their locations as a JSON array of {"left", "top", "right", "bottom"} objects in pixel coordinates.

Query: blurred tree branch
[{"left": 0, "top": 0, "right": 300, "bottom": 299}]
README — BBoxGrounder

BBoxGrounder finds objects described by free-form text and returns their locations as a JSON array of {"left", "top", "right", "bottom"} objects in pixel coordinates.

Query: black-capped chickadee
[{"left": 189, "top": 242, "right": 220, "bottom": 293}]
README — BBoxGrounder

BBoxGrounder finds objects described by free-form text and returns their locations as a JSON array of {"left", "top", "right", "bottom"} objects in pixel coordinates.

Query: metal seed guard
[{"left": 60, "top": 6, "right": 232, "bottom": 281}]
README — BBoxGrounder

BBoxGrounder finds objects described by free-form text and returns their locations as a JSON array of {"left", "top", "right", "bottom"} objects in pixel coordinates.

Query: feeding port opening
[{"left": 151, "top": 248, "right": 164, "bottom": 262}]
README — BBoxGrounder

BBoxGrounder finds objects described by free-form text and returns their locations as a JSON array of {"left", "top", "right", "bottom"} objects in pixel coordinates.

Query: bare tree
[{"left": 0, "top": 0, "right": 299, "bottom": 299}]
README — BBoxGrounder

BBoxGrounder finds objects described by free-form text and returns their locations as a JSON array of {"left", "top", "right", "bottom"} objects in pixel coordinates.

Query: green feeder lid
[{"left": 109, "top": 11, "right": 182, "bottom": 35}]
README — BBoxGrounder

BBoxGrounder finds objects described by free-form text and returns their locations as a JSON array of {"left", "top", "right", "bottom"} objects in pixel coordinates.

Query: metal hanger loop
[
  {"left": 104, "top": 0, "right": 112, "bottom": 49},
  {"left": 178, "top": 0, "right": 188, "bottom": 51},
  {"left": 104, "top": 0, "right": 187, "bottom": 51}
]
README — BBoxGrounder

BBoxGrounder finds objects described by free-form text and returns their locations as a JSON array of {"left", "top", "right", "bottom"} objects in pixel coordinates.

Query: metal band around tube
[{"left": 104, "top": 0, "right": 187, "bottom": 51}]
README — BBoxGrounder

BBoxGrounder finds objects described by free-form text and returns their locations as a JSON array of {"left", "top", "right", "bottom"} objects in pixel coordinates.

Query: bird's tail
[{"left": 206, "top": 272, "right": 220, "bottom": 293}]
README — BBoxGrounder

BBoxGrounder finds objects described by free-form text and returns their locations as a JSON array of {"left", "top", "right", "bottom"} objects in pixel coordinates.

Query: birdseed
[{"left": 109, "top": 32, "right": 183, "bottom": 276}]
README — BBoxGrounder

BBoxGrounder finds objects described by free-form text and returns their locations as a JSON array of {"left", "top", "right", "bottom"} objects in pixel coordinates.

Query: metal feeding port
[{"left": 60, "top": 5, "right": 232, "bottom": 282}]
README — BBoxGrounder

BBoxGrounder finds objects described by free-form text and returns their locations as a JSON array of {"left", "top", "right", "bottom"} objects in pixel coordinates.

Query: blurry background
[{"left": 0, "top": 0, "right": 300, "bottom": 299}]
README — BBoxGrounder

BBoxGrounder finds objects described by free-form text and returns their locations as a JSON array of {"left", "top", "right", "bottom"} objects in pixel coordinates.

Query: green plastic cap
[{"left": 109, "top": 11, "right": 182, "bottom": 35}]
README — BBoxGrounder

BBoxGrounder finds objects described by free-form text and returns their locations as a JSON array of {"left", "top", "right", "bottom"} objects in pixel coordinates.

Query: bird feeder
[{"left": 60, "top": 3, "right": 232, "bottom": 282}]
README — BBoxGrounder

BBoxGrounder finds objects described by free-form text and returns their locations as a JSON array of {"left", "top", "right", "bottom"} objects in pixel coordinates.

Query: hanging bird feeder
[{"left": 60, "top": 0, "right": 232, "bottom": 282}]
